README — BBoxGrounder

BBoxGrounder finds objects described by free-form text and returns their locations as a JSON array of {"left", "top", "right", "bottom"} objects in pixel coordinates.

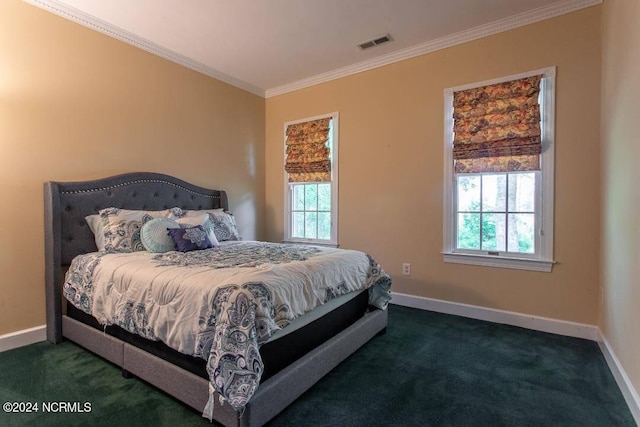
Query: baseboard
[
  {"left": 390, "top": 292, "right": 599, "bottom": 341},
  {"left": 597, "top": 331, "right": 640, "bottom": 425},
  {"left": 0, "top": 325, "right": 46, "bottom": 353}
]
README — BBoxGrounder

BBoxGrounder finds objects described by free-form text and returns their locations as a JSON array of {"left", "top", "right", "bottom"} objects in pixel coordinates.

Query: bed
[{"left": 44, "top": 172, "right": 391, "bottom": 426}]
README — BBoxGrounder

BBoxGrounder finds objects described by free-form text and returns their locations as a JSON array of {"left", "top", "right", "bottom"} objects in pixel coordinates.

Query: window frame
[
  {"left": 283, "top": 112, "right": 339, "bottom": 246},
  {"left": 442, "top": 67, "right": 556, "bottom": 272}
]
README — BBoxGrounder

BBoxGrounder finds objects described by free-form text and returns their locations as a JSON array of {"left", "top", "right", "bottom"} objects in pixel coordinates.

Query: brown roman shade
[
  {"left": 285, "top": 117, "right": 331, "bottom": 182},
  {"left": 453, "top": 75, "right": 543, "bottom": 173}
]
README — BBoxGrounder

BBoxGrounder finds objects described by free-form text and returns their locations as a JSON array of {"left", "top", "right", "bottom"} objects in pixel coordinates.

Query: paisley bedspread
[{"left": 63, "top": 241, "right": 392, "bottom": 418}]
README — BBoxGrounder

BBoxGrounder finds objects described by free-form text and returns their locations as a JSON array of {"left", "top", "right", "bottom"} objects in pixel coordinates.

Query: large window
[
  {"left": 284, "top": 113, "right": 338, "bottom": 245},
  {"left": 443, "top": 68, "right": 555, "bottom": 272},
  {"left": 456, "top": 172, "right": 536, "bottom": 254}
]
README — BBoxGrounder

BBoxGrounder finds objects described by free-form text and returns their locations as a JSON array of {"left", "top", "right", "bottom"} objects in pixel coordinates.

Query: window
[
  {"left": 443, "top": 68, "right": 555, "bottom": 272},
  {"left": 284, "top": 112, "right": 338, "bottom": 245},
  {"left": 456, "top": 172, "right": 536, "bottom": 253}
]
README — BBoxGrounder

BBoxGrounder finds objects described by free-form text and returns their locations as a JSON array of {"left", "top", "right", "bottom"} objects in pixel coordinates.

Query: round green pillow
[{"left": 141, "top": 217, "right": 180, "bottom": 253}]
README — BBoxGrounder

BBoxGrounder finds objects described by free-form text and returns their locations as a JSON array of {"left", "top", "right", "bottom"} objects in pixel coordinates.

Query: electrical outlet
[{"left": 402, "top": 263, "right": 411, "bottom": 276}]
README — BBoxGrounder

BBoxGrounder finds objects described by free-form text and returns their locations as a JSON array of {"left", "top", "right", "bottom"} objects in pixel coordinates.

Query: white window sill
[
  {"left": 283, "top": 240, "right": 338, "bottom": 248},
  {"left": 442, "top": 252, "right": 554, "bottom": 272}
]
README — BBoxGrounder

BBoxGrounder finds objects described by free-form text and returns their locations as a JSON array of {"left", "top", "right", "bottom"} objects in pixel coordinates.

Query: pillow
[
  {"left": 85, "top": 214, "right": 108, "bottom": 251},
  {"left": 141, "top": 218, "right": 180, "bottom": 253},
  {"left": 98, "top": 208, "right": 178, "bottom": 253},
  {"left": 181, "top": 208, "right": 241, "bottom": 242},
  {"left": 176, "top": 214, "right": 219, "bottom": 246},
  {"left": 167, "top": 226, "right": 213, "bottom": 252}
]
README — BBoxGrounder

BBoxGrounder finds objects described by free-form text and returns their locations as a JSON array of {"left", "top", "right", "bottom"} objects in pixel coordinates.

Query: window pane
[
  {"left": 482, "top": 174, "right": 506, "bottom": 212},
  {"left": 292, "top": 212, "right": 305, "bottom": 238},
  {"left": 304, "top": 212, "right": 317, "bottom": 239},
  {"left": 304, "top": 184, "right": 317, "bottom": 211},
  {"left": 318, "top": 212, "right": 331, "bottom": 240},
  {"left": 292, "top": 185, "right": 305, "bottom": 211},
  {"left": 508, "top": 214, "right": 535, "bottom": 253},
  {"left": 318, "top": 183, "right": 331, "bottom": 211},
  {"left": 457, "top": 175, "right": 480, "bottom": 212},
  {"left": 481, "top": 213, "right": 506, "bottom": 251},
  {"left": 457, "top": 213, "right": 480, "bottom": 249},
  {"left": 508, "top": 173, "right": 535, "bottom": 212}
]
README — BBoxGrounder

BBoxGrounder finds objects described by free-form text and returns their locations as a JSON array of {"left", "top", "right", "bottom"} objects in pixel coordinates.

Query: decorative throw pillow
[
  {"left": 167, "top": 225, "right": 213, "bottom": 252},
  {"left": 98, "top": 208, "right": 177, "bottom": 253},
  {"left": 181, "top": 208, "right": 241, "bottom": 242},
  {"left": 141, "top": 218, "right": 180, "bottom": 253},
  {"left": 176, "top": 214, "right": 219, "bottom": 246}
]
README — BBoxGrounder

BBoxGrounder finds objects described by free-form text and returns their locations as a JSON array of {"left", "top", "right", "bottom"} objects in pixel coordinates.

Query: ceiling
[{"left": 27, "top": 0, "right": 600, "bottom": 97}]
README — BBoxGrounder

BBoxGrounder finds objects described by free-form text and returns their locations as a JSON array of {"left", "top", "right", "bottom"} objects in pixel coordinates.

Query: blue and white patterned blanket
[{"left": 63, "top": 241, "right": 391, "bottom": 417}]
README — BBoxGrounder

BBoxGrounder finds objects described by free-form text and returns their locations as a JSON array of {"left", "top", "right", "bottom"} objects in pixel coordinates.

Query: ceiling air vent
[{"left": 358, "top": 34, "right": 392, "bottom": 50}]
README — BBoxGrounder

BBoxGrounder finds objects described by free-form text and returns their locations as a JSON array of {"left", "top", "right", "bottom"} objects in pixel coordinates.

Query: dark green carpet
[{"left": 0, "top": 305, "right": 634, "bottom": 426}]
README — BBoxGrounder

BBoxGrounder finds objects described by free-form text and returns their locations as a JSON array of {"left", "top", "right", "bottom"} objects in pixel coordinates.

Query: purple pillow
[{"left": 167, "top": 225, "right": 213, "bottom": 252}]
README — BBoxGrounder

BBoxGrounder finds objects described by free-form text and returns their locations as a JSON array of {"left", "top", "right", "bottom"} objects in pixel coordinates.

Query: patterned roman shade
[
  {"left": 453, "top": 75, "right": 543, "bottom": 173},
  {"left": 285, "top": 117, "right": 331, "bottom": 182}
]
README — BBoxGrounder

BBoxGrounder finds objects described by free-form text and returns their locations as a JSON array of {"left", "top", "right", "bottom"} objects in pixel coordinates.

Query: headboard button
[
  {"left": 64, "top": 206, "right": 71, "bottom": 211},
  {"left": 131, "top": 192, "right": 137, "bottom": 198}
]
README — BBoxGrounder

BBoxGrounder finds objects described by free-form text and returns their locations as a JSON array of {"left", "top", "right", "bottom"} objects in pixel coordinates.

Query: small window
[
  {"left": 284, "top": 113, "right": 338, "bottom": 245},
  {"left": 443, "top": 68, "right": 555, "bottom": 272}
]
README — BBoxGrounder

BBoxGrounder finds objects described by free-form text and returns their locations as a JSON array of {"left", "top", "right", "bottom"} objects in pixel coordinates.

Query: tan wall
[
  {"left": 600, "top": 0, "right": 640, "bottom": 403},
  {"left": 0, "top": 0, "right": 265, "bottom": 335},
  {"left": 266, "top": 7, "right": 601, "bottom": 324}
]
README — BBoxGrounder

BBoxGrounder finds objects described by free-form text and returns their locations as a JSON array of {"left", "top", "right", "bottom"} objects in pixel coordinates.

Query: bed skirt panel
[
  {"left": 62, "top": 316, "right": 124, "bottom": 366},
  {"left": 240, "top": 308, "right": 388, "bottom": 426},
  {"left": 59, "top": 309, "right": 387, "bottom": 426}
]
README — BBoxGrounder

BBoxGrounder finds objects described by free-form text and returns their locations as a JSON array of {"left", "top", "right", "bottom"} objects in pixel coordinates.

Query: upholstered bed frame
[{"left": 44, "top": 172, "right": 387, "bottom": 426}]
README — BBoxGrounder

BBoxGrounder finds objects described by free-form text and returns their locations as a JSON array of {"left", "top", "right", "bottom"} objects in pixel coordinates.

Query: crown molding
[
  {"left": 265, "top": 0, "right": 602, "bottom": 98},
  {"left": 24, "top": 0, "right": 601, "bottom": 100},
  {"left": 23, "top": 0, "right": 265, "bottom": 97}
]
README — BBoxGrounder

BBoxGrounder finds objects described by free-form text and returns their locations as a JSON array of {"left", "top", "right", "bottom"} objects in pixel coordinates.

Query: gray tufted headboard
[{"left": 43, "top": 172, "right": 228, "bottom": 343}]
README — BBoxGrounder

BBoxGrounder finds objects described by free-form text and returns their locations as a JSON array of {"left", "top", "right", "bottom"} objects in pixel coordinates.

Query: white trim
[
  {"left": 282, "top": 240, "right": 338, "bottom": 248},
  {"left": 0, "top": 325, "right": 47, "bottom": 353},
  {"left": 391, "top": 292, "right": 598, "bottom": 341},
  {"left": 442, "top": 252, "right": 554, "bottom": 272},
  {"left": 283, "top": 112, "right": 339, "bottom": 246},
  {"left": 265, "top": 0, "right": 600, "bottom": 97},
  {"left": 597, "top": 332, "right": 640, "bottom": 425},
  {"left": 22, "top": 0, "right": 265, "bottom": 97},
  {"left": 442, "top": 67, "right": 556, "bottom": 272},
  {"left": 25, "top": 0, "right": 600, "bottom": 99}
]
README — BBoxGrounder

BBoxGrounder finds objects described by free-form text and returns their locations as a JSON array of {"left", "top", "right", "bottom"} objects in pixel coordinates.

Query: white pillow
[
  {"left": 181, "top": 209, "right": 241, "bottom": 242},
  {"left": 85, "top": 214, "right": 107, "bottom": 251},
  {"left": 176, "top": 214, "right": 220, "bottom": 246}
]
